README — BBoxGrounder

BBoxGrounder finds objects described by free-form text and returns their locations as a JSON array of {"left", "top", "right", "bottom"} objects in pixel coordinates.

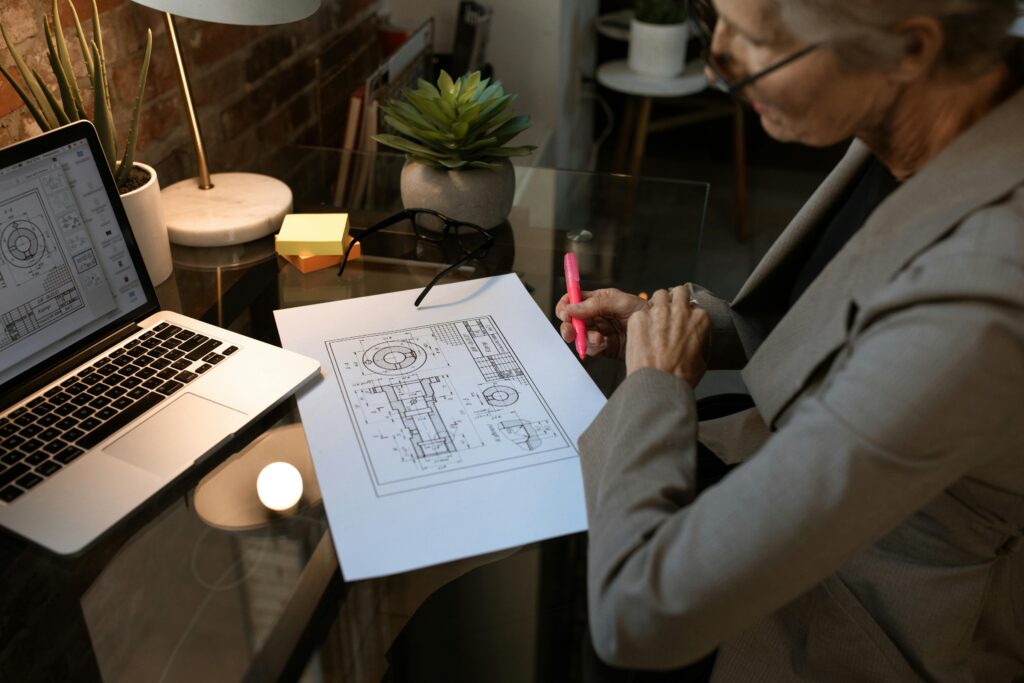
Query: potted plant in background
[
  {"left": 629, "top": 0, "right": 690, "bottom": 78},
  {"left": 0, "top": 1, "right": 171, "bottom": 284},
  {"left": 372, "top": 70, "right": 536, "bottom": 230}
]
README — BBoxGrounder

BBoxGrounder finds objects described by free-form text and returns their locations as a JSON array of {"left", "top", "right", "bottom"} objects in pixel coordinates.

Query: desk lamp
[{"left": 130, "top": 0, "right": 321, "bottom": 246}]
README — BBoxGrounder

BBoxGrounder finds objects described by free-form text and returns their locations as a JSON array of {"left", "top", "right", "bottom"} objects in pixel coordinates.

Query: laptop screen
[{"left": 0, "top": 125, "right": 153, "bottom": 391}]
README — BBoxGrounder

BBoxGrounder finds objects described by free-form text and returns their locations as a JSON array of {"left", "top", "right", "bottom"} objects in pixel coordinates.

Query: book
[{"left": 452, "top": 2, "right": 493, "bottom": 76}]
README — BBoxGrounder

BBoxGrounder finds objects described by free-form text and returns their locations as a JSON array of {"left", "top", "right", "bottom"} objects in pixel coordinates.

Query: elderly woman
[{"left": 557, "top": 0, "right": 1024, "bottom": 679}]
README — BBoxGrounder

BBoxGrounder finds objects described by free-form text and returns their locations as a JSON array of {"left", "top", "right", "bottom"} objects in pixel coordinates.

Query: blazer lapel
[{"left": 743, "top": 85, "right": 1024, "bottom": 428}]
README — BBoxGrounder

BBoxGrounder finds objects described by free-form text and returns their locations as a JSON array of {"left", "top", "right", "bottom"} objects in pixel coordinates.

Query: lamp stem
[{"left": 165, "top": 12, "right": 213, "bottom": 190}]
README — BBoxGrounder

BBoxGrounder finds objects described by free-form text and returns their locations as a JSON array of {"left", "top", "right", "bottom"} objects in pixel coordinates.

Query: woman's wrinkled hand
[
  {"left": 625, "top": 286, "right": 710, "bottom": 386},
  {"left": 555, "top": 288, "right": 648, "bottom": 360}
]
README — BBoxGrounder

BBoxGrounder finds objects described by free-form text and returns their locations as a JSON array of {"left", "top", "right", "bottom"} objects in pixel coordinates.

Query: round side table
[{"left": 596, "top": 59, "right": 749, "bottom": 240}]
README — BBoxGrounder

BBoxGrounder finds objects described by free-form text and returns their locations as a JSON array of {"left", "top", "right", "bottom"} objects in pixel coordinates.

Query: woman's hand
[
  {"left": 555, "top": 288, "right": 648, "bottom": 360},
  {"left": 625, "top": 286, "right": 710, "bottom": 386}
]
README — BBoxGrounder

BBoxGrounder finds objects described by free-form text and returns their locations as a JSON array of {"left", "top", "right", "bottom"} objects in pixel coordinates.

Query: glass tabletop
[{"left": 0, "top": 149, "right": 707, "bottom": 683}]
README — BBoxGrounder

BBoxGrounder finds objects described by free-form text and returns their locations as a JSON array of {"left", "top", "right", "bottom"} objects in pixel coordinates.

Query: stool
[{"left": 597, "top": 59, "right": 748, "bottom": 241}]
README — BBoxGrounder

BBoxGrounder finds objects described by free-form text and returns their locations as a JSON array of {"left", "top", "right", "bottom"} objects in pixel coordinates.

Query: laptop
[{"left": 0, "top": 121, "right": 320, "bottom": 555}]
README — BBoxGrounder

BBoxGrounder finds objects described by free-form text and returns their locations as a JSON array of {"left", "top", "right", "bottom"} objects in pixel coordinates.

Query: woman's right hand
[{"left": 555, "top": 288, "right": 648, "bottom": 360}]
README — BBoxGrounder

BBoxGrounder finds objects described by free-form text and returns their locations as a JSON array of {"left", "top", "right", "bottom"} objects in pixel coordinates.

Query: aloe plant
[
  {"left": 373, "top": 70, "right": 536, "bottom": 170},
  {"left": 634, "top": 0, "right": 689, "bottom": 24},
  {"left": 0, "top": 0, "right": 152, "bottom": 192}
]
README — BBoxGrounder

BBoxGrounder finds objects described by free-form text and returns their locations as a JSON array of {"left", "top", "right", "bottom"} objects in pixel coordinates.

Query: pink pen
[{"left": 563, "top": 252, "right": 588, "bottom": 360}]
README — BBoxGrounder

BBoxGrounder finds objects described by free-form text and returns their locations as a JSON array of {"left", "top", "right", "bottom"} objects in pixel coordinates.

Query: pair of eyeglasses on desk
[{"left": 337, "top": 208, "right": 495, "bottom": 307}]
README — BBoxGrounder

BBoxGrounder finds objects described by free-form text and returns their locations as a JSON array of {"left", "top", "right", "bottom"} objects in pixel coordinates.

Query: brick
[
  {"left": 1, "top": 1, "right": 39, "bottom": 46},
  {"left": 190, "top": 56, "right": 244, "bottom": 108},
  {"left": 243, "top": 32, "right": 294, "bottom": 83},
  {"left": 186, "top": 20, "right": 253, "bottom": 67},
  {"left": 136, "top": 93, "right": 183, "bottom": 151},
  {"left": 0, "top": 70, "right": 26, "bottom": 118}
]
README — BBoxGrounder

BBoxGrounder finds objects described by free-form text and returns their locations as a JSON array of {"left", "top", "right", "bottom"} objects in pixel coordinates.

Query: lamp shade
[{"left": 131, "top": 0, "right": 320, "bottom": 25}]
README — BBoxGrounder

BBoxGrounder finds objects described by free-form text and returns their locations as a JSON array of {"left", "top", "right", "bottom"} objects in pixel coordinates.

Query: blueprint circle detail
[
  {"left": 2, "top": 220, "right": 46, "bottom": 268},
  {"left": 363, "top": 342, "right": 427, "bottom": 375},
  {"left": 483, "top": 385, "right": 519, "bottom": 407}
]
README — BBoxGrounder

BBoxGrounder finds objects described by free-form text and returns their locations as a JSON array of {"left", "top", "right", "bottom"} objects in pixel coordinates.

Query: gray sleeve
[
  {"left": 687, "top": 283, "right": 748, "bottom": 370},
  {"left": 578, "top": 292, "right": 1024, "bottom": 669}
]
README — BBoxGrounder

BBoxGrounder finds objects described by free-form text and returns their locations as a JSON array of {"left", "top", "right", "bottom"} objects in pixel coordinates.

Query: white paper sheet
[{"left": 274, "top": 274, "right": 607, "bottom": 580}]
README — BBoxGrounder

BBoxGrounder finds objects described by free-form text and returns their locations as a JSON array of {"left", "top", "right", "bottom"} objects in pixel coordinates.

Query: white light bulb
[{"left": 256, "top": 461, "right": 303, "bottom": 511}]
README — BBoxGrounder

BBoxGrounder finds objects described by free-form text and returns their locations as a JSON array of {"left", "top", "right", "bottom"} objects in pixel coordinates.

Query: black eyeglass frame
[
  {"left": 687, "top": 0, "right": 819, "bottom": 94},
  {"left": 337, "top": 208, "right": 495, "bottom": 307}
]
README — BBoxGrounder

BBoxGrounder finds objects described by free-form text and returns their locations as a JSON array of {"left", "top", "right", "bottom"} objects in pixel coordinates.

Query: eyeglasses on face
[
  {"left": 337, "top": 208, "right": 494, "bottom": 307},
  {"left": 688, "top": 0, "right": 819, "bottom": 94}
]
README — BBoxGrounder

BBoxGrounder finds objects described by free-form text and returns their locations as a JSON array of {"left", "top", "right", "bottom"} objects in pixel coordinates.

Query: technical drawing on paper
[
  {"left": 0, "top": 189, "right": 87, "bottom": 352},
  {"left": 327, "top": 317, "right": 574, "bottom": 496}
]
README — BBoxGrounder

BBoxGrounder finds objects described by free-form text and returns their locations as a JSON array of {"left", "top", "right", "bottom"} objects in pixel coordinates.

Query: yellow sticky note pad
[{"left": 275, "top": 213, "right": 350, "bottom": 256}]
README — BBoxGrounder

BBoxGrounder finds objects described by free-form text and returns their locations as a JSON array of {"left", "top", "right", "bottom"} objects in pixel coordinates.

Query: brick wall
[{"left": 0, "top": 0, "right": 382, "bottom": 187}]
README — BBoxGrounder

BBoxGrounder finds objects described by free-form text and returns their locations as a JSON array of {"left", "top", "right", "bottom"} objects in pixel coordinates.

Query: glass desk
[{"left": 0, "top": 149, "right": 707, "bottom": 683}]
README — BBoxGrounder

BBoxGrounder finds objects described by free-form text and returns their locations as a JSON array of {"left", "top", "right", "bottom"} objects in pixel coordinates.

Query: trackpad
[{"left": 105, "top": 393, "right": 248, "bottom": 478}]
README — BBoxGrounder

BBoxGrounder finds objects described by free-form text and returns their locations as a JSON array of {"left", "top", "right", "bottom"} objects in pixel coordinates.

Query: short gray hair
[{"left": 768, "top": 0, "right": 1018, "bottom": 74}]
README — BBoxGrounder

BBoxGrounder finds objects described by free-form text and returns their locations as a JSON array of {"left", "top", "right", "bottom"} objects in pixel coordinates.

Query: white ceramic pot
[
  {"left": 119, "top": 162, "right": 172, "bottom": 285},
  {"left": 400, "top": 158, "right": 515, "bottom": 230},
  {"left": 628, "top": 18, "right": 689, "bottom": 78}
]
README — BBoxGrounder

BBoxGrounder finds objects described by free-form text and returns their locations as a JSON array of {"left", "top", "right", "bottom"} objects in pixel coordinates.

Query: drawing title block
[{"left": 275, "top": 213, "right": 350, "bottom": 256}]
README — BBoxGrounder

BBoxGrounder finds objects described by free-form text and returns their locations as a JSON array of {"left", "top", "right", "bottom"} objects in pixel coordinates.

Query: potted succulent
[
  {"left": 629, "top": 0, "right": 690, "bottom": 78},
  {"left": 0, "top": 1, "right": 171, "bottom": 284},
  {"left": 373, "top": 70, "right": 536, "bottom": 230}
]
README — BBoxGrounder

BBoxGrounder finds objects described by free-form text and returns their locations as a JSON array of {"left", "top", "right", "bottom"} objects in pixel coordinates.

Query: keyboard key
[
  {"left": 38, "top": 413, "right": 59, "bottom": 427},
  {"left": 141, "top": 338, "right": 161, "bottom": 349},
  {"left": 112, "top": 355, "right": 133, "bottom": 367},
  {"left": 50, "top": 391, "right": 71, "bottom": 405},
  {"left": 142, "top": 378, "right": 162, "bottom": 390},
  {"left": 175, "top": 371, "right": 198, "bottom": 384},
  {"left": 93, "top": 357, "right": 112, "bottom": 368},
  {"left": 157, "top": 368, "right": 177, "bottom": 380},
  {"left": 160, "top": 339, "right": 181, "bottom": 350},
  {"left": 155, "top": 322, "right": 169, "bottom": 331},
  {"left": 96, "top": 407, "right": 117, "bottom": 421},
  {"left": 20, "top": 438, "right": 43, "bottom": 453},
  {"left": 177, "top": 335, "right": 208, "bottom": 353},
  {"left": 125, "top": 339, "right": 141, "bottom": 348},
  {"left": 55, "top": 445, "right": 85, "bottom": 464},
  {"left": 202, "top": 353, "right": 225, "bottom": 365},
  {"left": 35, "top": 460, "right": 62, "bottom": 477},
  {"left": 0, "top": 486, "right": 24, "bottom": 502},
  {"left": 1, "top": 450, "right": 23, "bottom": 465},
  {"left": 72, "top": 407, "right": 95, "bottom": 420},
  {"left": 110, "top": 347, "right": 127, "bottom": 358},
  {"left": 174, "top": 329, "right": 195, "bottom": 341},
  {"left": 155, "top": 324, "right": 182, "bottom": 340},
  {"left": 137, "top": 368, "right": 157, "bottom": 380},
  {"left": 9, "top": 407, "right": 27, "bottom": 418},
  {"left": 0, "top": 420, "right": 15, "bottom": 437},
  {"left": 56, "top": 417, "right": 78, "bottom": 430},
  {"left": 30, "top": 402, "right": 55, "bottom": 416},
  {"left": 54, "top": 404, "right": 76, "bottom": 416},
  {"left": 165, "top": 349, "right": 186, "bottom": 361},
  {"left": 150, "top": 358, "right": 171, "bottom": 370},
  {"left": 171, "top": 359, "right": 192, "bottom": 371},
  {"left": 13, "top": 413, "right": 34, "bottom": 427},
  {"left": 27, "top": 396, "right": 45, "bottom": 409},
  {"left": 1, "top": 435, "right": 24, "bottom": 450},
  {"left": 39, "top": 427, "right": 61, "bottom": 442},
  {"left": 122, "top": 377, "right": 142, "bottom": 389},
  {"left": 79, "top": 417, "right": 101, "bottom": 432},
  {"left": 127, "top": 347, "right": 147, "bottom": 358},
  {"left": 43, "top": 439, "right": 67, "bottom": 455},
  {"left": 157, "top": 380, "right": 184, "bottom": 396},
  {"left": 127, "top": 387, "right": 148, "bottom": 400},
  {"left": 88, "top": 396, "right": 111, "bottom": 409},
  {"left": 98, "top": 364, "right": 120, "bottom": 376},
  {"left": 141, "top": 330, "right": 156, "bottom": 339},
  {"left": 0, "top": 463, "right": 29, "bottom": 487},
  {"left": 44, "top": 386, "right": 63, "bottom": 397},
  {"left": 223, "top": 345, "right": 238, "bottom": 356},
  {"left": 112, "top": 397, "right": 134, "bottom": 410},
  {"left": 77, "top": 393, "right": 165, "bottom": 449},
  {"left": 82, "top": 374, "right": 104, "bottom": 386},
  {"left": 71, "top": 393, "right": 92, "bottom": 406},
  {"left": 16, "top": 472, "right": 42, "bottom": 490},
  {"left": 65, "top": 382, "right": 88, "bottom": 395},
  {"left": 106, "top": 386, "right": 127, "bottom": 399},
  {"left": 25, "top": 451, "right": 47, "bottom": 466},
  {"left": 86, "top": 384, "right": 107, "bottom": 397},
  {"left": 186, "top": 340, "right": 220, "bottom": 361},
  {"left": 20, "top": 424, "right": 42, "bottom": 438},
  {"left": 63, "top": 428, "right": 84, "bottom": 443},
  {"left": 195, "top": 363, "right": 213, "bottom": 374}
]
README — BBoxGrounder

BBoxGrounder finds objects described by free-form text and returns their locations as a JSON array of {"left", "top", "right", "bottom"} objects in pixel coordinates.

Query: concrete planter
[
  {"left": 400, "top": 158, "right": 515, "bottom": 230},
  {"left": 628, "top": 18, "right": 689, "bottom": 78},
  {"left": 119, "top": 162, "right": 172, "bottom": 285}
]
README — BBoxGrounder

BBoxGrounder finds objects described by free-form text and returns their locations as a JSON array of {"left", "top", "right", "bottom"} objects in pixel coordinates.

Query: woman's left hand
[{"left": 625, "top": 286, "right": 710, "bottom": 387}]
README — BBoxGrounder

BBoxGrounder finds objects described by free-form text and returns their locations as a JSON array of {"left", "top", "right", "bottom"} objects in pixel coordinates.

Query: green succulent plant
[
  {"left": 0, "top": 0, "right": 152, "bottom": 192},
  {"left": 634, "top": 0, "right": 689, "bottom": 25},
  {"left": 373, "top": 70, "right": 536, "bottom": 170}
]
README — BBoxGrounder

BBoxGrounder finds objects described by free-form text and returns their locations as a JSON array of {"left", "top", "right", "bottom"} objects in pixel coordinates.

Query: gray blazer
[{"left": 579, "top": 76, "right": 1024, "bottom": 680}]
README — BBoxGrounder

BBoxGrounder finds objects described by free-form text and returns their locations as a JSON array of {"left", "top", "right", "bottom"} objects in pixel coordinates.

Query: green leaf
[
  {"left": 437, "top": 157, "right": 469, "bottom": 169},
  {"left": 451, "top": 120, "right": 469, "bottom": 140},
  {"left": 372, "top": 133, "right": 447, "bottom": 160},
  {"left": 0, "top": 62, "right": 49, "bottom": 129},
  {"left": 52, "top": 0, "right": 86, "bottom": 118},
  {"left": 406, "top": 90, "right": 449, "bottom": 127},
  {"left": 457, "top": 71, "right": 481, "bottom": 104},
  {"left": 44, "top": 18, "right": 79, "bottom": 123},
  {"left": 33, "top": 68, "right": 70, "bottom": 125},
  {"left": 69, "top": 1, "right": 94, "bottom": 82},
  {"left": 437, "top": 70, "right": 455, "bottom": 96},
  {"left": 467, "top": 160, "right": 501, "bottom": 170},
  {"left": 479, "top": 145, "right": 536, "bottom": 157},
  {"left": 1, "top": 22, "right": 58, "bottom": 129},
  {"left": 486, "top": 115, "right": 532, "bottom": 146},
  {"left": 116, "top": 28, "right": 151, "bottom": 189},
  {"left": 387, "top": 100, "right": 443, "bottom": 133},
  {"left": 414, "top": 78, "right": 440, "bottom": 99},
  {"left": 90, "top": 40, "right": 117, "bottom": 175}
]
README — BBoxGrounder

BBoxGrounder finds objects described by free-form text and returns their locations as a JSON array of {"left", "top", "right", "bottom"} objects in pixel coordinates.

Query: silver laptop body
[{"left": 0, "top": 122, "right": 320, "bottom": 555}]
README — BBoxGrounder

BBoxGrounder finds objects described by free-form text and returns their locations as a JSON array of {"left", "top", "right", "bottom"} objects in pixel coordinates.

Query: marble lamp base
[{"left": 162, "top": 172, "right": 293, "bottom": 247}]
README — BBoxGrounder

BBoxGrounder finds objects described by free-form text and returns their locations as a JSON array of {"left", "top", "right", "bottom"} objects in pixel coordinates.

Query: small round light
[{"left": 256, "top": 461, "right": 303, "bottom": 512}]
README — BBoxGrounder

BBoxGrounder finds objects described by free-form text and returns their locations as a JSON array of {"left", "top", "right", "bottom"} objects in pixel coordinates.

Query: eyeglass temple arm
[
  {"left": 337, "top": 211, "right": 412, "bottom": 276},
  {"left": 721, "top": 43, "right": 818, "bottom": 92},
  {"left": 413, "top": 240, "right": 493, "bottom": 307}
]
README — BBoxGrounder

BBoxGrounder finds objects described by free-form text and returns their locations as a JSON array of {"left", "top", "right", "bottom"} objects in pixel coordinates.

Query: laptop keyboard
[{"left": 0, "top": 322, "right": 239, "bottom": 504}]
